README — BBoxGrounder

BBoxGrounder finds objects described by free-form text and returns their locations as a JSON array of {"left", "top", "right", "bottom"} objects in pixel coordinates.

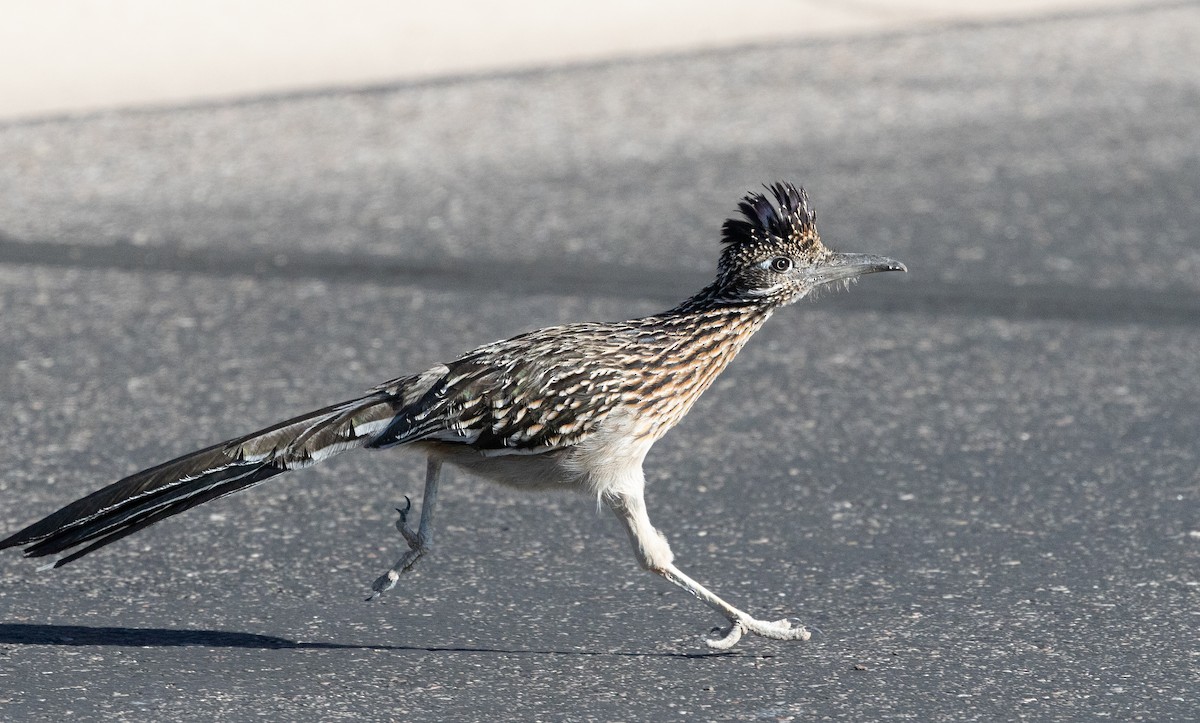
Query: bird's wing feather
[{"left": 368, "top": 326, "right": 638, "bottom": 454}]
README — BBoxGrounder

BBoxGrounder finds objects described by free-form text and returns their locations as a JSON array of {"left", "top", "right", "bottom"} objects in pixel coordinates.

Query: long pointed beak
[{"left": 808, "top": 252, "right": 907, "bottom": 286}]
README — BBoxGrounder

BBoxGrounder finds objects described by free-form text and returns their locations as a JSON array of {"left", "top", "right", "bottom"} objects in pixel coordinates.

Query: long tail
[{"left": 0, "top": 392, "right": 401, "bottom": 567}]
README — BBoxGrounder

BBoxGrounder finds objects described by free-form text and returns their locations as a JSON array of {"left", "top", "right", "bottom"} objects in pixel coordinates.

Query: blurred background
[
  {"left": 0, "top": 0, "right": 1137, "bottom": 120},
  {"left": 1, "top": 1, "right": 1197, "bottom": 720}
]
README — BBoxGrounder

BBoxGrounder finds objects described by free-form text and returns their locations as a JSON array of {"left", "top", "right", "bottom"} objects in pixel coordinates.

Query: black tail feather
[
  {"left": 0, "top": 449, "right": 286, "bottom": 565},
  {"left": 1, "top": 391, "right": 399, "bottom": 566},
  {"left": 2, "top": 441, "right": 236, "bottom": 552},
  {"left": 44, "top": 466, "right": 286, "bottom": 567},
  {"left": 17, "top": 462, "right": 282, "bottom": 560}
]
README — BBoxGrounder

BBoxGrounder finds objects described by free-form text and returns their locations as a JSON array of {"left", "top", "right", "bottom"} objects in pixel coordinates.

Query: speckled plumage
[{"left": 2, "top": 183, "right": 905, "bottom": 648}]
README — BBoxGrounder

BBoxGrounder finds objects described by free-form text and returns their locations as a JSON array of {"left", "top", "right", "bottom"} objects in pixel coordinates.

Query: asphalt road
[{"left": 1, "top": 2, "right": 1197, "bottom": 720}]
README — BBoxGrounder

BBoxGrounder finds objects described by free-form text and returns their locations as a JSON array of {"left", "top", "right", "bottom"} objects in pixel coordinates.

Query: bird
[{"left": 1, "top": 182, "right": 904, "bottom": 649}]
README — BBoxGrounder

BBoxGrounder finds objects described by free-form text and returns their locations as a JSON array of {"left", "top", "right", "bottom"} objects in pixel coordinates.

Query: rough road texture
[{"left": 0, "top": 3, "right": 1197, "bottom": 719}]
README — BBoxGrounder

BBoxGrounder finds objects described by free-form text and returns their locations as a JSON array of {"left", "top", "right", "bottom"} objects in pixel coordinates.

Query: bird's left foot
[
  {"left": 706, "top": 616, "right": 811, "bottom": 650},
  {"left": 365, "top": 498, "right": 429, "bottom": 600}
]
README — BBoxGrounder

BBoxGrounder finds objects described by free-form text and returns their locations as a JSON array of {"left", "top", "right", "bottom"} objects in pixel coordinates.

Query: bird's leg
[
  {"left": 367, "top": 456, "right": 442, "bottom": 599},
  {"left": 605, "top": 490, "right": 810, "bottom": 650}
]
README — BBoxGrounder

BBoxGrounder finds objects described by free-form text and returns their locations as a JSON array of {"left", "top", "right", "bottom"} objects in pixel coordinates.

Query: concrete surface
[
  {"left": 1, "top": 0, "right": 1147, "bottom": 120},
  {"left": 1, "top": 1, "right": 1198, "bottom": 720}
]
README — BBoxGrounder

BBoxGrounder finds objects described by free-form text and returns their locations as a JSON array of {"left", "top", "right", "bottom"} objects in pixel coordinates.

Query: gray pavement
[
  {"left": 0, "top": 0, "right": 1143, "bottom": 121},
  {"left": 1, "top": 1, "right": 1198, "bottom": 720}
]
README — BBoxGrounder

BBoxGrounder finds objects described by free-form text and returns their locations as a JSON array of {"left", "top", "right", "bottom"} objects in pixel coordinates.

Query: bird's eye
[{"left": 769, "top": 256, "right": 793, "bottom": 273}]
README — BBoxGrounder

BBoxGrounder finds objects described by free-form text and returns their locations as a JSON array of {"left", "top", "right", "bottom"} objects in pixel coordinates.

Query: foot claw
[
  {"left": 705, "top": 622, "right": 745, "bottom": 650},
  {"left": 393, "top": 497, "right": 422, "bottom": 547},
  {"left": 394, "top": 496, "right": 412, "bottom": 528},
  {"left": 705, "top": 616, "right": 811, "bottom": 649}
]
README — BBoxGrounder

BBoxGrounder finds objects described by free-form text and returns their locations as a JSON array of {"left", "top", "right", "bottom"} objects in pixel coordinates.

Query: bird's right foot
[{"left": 705, "top": 615, "right": 812, "bottom": 649}]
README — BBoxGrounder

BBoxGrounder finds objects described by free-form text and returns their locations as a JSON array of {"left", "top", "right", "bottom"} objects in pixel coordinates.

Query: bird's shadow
[{"left": 0, "top": 623, "right": 741, "bottom": 659}]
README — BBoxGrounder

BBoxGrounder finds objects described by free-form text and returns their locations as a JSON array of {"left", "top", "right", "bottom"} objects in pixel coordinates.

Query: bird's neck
[
  {"left": 670, "top": 280, "right": 778, "bottom": 317},
  {"left": 660, "top": 284, "right": 775, "bottom": 351},
  {"left": 624, "top": 287, "right": 775, "bottom": 441}
]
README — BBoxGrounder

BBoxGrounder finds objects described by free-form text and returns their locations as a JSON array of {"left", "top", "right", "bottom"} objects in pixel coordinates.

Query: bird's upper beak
[{"left": 807, "top": 252, "right": 907, "bottom": 286}]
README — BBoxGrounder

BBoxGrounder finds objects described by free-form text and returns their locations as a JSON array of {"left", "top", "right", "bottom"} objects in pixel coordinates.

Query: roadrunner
[{"left": 2, "top": 183, "right": 904, "bottom": 648}]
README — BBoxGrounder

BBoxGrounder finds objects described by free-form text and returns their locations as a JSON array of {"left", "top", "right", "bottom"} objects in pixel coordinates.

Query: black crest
[{"left": 721, "top": 182, "right": 818, "bottom": 249}]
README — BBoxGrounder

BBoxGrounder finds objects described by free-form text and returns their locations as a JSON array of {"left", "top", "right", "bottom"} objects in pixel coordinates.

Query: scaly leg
[
  {"left": 367, "top": 456, "right": 442, "bottom": 599},
  {"left": 605, "top": 489, "right": 810, "bottom": 650}
]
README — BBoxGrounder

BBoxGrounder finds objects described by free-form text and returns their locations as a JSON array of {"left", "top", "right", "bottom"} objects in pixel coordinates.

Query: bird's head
[{"left": 716, "top": 182, "right": 906, "bottom": 307}]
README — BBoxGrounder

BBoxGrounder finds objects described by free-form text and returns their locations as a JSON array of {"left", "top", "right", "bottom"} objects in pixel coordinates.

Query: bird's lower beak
[{"left": 808, "top": 252, "right": 907, "bottom": 286}]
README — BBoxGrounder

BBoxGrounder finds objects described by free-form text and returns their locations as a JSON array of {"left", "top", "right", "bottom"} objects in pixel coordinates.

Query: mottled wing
[{"left": 367, "top": 324, "right": 638, "bottom": 454}]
